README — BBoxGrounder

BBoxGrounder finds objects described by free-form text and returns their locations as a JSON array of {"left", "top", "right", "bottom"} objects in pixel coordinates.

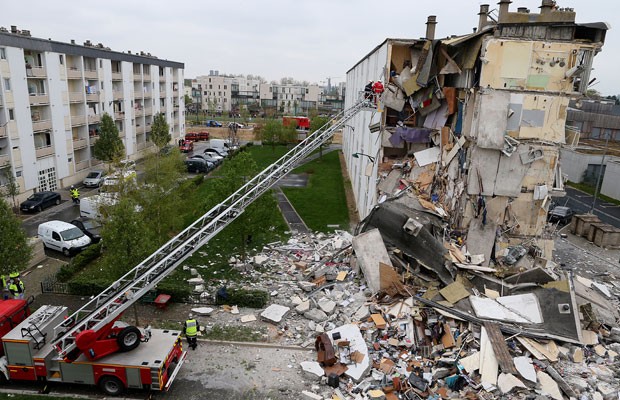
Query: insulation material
[
  {"left": 414, "top": 147, "right": 441, "bottom": 167},
  {"left": 475, "top": 90, "right": 510, "bottom": 150}
]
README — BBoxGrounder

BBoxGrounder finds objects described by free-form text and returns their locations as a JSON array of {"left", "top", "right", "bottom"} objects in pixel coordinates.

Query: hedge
[
  {"left": 57, "top": 243, "right": 102, "bottom": 282},
  {"left": 215, "top": 288, "right": 269, "bottom": 308}
]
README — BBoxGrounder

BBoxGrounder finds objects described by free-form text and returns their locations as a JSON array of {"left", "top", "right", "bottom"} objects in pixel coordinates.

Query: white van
[
  {"left": 38, "top": 220, "right": 92, "bottom": 256},
  {"left": 80, "top": 193, "right": 118, "bottom": 219}
]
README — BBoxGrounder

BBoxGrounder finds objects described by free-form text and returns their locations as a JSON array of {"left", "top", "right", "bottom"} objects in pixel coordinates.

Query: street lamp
[{"left": 352, "top": 152, "right": 375, "bottom": 163}]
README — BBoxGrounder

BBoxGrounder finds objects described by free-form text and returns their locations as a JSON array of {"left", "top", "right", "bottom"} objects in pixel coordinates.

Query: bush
[
  {"left": 216, "top": 288, "right": 269, "bottom": 308},
  {"left": 156, "top": 281, "right": 191, "bottom": 303},
  {"left": 57, "top": 243, "right": 102, "bottom": 282}
]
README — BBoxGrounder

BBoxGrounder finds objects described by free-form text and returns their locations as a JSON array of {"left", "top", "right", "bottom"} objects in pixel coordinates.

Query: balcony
[
  {"left": 29, "top": 94, "right": 49, "bottom": 105},
  {"left": 69, "top": 92, "right": 83, "bottom": 103},
  {"left": 75, "top": 160, "right": 90, "bottom": 171},
  {"left": 143, "top": 74, "right": 151, "bottom": 82},
  {"left": 159, "top": 75, "right": 165, "bottom": 82},
  {"left": 35, "top": 145, "right": 54, "bottom": 159},
  {"left": 135, "top": 108, "right": 144, "bottom": 117},
  {"left": 112, "top": 71, "right": 122, "bottom": 81},
  {"left": 85, "top": 93, "right": 99, "bottom": 102},
  {"left": 67, "top": 68, "right": 82, "bottom": 79},
  {"left": 88, "top": 114, "right": 101, "bottom": 124},
  {"left": 0, "top": 125, "right": 6, "bottom": 138},
  {"left": 172, "top": 90, "right": 179, "bottom": 96},
  {"left": 160, "top": 105, "right": 167, "bottom": 113},
  {"left": 133, "top": 72, "right": 142, "bottom": 80},
  {"left": 144, "top": 106, "right": 152, "bottom": 116},
  {"left": 135, "top": 125, "right": 145, "bottom": 135},
  {"left": 32, "top": 119, "right": 52, "bottom": 132},
  {"left": 160, "top": 90, "right": 167, "bottom": 97},
  {"left": 113, "top": 90, "right": 124, "bottom": 101},
  {"left": 0, "top": 154, "right": 9, "bottom": 167},
  {"left": 144, "top": 91, "right": 152, "bottom": 98},
  {"left": 84, "top": 69, "right": 98, "bottom": 79},
  {"left": 71, "top": 115, "right": 87, "bottom": 126},
  {"left": 114, "top": 111, "right": 125, "bottom": 120},
  {"left": 73, "top": 138, "right": 88, "bottom": 150},
  {"left": 137, "top": 142, "right": 147, "bottom": 151},
  {"left": 26, "top": 66, "right": 47, "bottom": 78}
]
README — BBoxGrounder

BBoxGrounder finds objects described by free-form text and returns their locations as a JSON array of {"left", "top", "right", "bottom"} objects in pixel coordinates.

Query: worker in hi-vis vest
[
  {"left": 183, "top": 314, "right": 199, "bottom": 350},
  {"left": 8, "top": 272, "right": 24, "bottom": 300}
]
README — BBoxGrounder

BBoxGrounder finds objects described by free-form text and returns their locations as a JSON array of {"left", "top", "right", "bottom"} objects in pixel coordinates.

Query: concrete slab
[
  {"left": 352, "top": 229, "right": 392, "bottom": 294},
  {"left": 260, "top": 304, "right": 290, "bottom": 324},
  {"left": 327, "top": 324, "right": 370, "bottom": 382}
]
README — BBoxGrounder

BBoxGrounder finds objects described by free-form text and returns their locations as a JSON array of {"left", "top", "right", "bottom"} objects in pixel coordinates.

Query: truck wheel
[
  {"left": 99, "top": 376, "right": 124, "bottom": 396},
  {"left": 62, "top": 248, "right": 71, "bottom": 257},
  {"left": 117, "top": 326, "right": 141, "bottom": 352}
]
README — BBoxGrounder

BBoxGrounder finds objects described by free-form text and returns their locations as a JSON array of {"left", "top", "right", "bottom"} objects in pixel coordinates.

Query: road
[{"left": 558, "top": 186, "right": 620, "bottom": 228}]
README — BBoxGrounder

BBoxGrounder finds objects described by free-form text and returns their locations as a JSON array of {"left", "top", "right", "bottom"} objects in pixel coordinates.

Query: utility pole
[{"left": 590, "top": 131, "right": 610, "bottom": 213}]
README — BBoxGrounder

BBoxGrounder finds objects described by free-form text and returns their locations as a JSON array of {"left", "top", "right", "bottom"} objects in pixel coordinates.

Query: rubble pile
[{"left": 185, "top": 227, "right": 619, "bottom": 399}]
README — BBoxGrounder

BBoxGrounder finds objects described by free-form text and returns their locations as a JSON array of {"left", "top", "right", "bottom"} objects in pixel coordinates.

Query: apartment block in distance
[
  {"left": 344, "top": 0, "right": 607, "bottom": 265},
  {"left": 0, "top": 26, "right": 185, "bottom": 201}
]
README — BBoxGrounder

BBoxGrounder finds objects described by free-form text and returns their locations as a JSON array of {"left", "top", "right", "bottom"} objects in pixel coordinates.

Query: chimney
[
  {"left": 517, "top": 7, "right": 530, "bottom": 13},
  {"left": 71, "top": 39, "right": 75, "bottom": 44},
  {"left": 540, "top": 0, "right": 554, "bottom": 14},
  {"left": 478, "top": 4, "right": 490, "bottom": 30},
  {"left": 10, "top": 25, "right": 17, "bottom": 34},
  {"left": 425, "top": 15, "right": 437, "bottom": 40},
  {"left": 498, "top": 0, "right": 512, "bottom": 22}
]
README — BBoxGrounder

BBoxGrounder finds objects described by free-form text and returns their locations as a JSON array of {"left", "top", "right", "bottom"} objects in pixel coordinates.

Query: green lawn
[
  {"left": 567, "top": 181, "right": 620, "bottom": 206},
  {"left": 283, "top": 150, "right": 349, "bottom": 232}
]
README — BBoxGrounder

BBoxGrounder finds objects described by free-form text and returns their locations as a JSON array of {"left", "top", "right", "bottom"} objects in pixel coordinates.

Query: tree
[
  {"left": 94, "top": 113, "right": 124, "bottom": 171},
  {"left": 149, "top": 112, "right": 171, "bottom": 150},
  {"left": 184, "top": 94, "right": 192, "bottom": 105},
  {"left": 0, "top": 198, "right": 32, "bottom": 275},
  {"left": 260, "top": 120, "right": 283, "bottom": 150},
  {"left": 1, "top": 167, "right": 20, "bottom": 211},
  {"left": 101, "top": 197, "right": 157, "bottom": 277},
  {"left": 204, "top": 152, "right": 278, "bottom": 261}
]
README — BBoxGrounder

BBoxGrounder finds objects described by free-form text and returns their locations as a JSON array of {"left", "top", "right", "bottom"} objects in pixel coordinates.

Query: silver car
[{"left": 82, "top": 170, "right": 106, "bottom": 188}]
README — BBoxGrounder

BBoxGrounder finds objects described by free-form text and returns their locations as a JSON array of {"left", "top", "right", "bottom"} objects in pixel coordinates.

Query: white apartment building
[
  {"left": 193, "top": 72, "right": 262, "bottom": 113},
  {"left": 259, "top": 83, "right": 320, "bottom": 114},
  {"left": 0, "top": 26, "right": 185, "bottom": 201}
]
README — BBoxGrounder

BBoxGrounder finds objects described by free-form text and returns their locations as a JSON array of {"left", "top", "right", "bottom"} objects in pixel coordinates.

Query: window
[
  {"left": 8, "top": 109, "right": 14, "bottom": 120},
  {"left": 52, "top": 232, "right": 61, "bottom": 241},
  {"left": 101, "top": 81, "right": 104, "bottom": 90},
  {"left": 3, "top": 78, "right": 10, "bottom": 91},
  {"left": 224, "top": 85, "right": 227, "bottom": 89},
  {"left": 59, "top": 54, "right": 64, "bottom": 64},
  {"left": 0, "top": 48, "right": 5, "bottom": 59},
  {"left": 99, "top": 60, "right": 103, "bottom": 68}
]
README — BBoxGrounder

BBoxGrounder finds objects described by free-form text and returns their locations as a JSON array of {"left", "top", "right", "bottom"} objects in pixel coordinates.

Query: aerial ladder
[{"left": 51, "top": 98, "right": 372, "bottom": 362}]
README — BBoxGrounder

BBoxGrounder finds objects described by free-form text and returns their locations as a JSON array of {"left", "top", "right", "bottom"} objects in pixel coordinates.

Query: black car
[
  {"left": 70, "top": 217, "right": 102, "bottom": 243},
  {"left": 20, "top": 191, "right": 62, "bottom": 213},
  {"left": 185, "top": 158, "right": 213, "bottom": 173},
  {"left": 547, "top": 206, "right": 575, "bottom": 225}
]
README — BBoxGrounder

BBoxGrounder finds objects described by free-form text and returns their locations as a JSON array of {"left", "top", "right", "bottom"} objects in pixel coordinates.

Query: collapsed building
[{"left": 343, "top": 0, "right": 608, "bottom": 263}]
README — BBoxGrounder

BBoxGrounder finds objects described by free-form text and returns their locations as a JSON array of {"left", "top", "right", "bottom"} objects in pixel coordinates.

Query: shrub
[
  {"left": 216, "top": 288, "right": 269, "bottom": 308},
  {"left": 57, "top": 243, "right": 102, "bottom": 282}
]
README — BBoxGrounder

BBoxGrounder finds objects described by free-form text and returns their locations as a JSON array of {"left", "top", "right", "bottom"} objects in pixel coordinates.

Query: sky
[{"left": 3, "top": 0, "right": 618, "bottom": 94}]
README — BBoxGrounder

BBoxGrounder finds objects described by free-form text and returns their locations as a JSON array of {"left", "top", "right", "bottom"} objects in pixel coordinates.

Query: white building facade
[{"left": 0, "top": 27, "right": 185, "bottom": 201}]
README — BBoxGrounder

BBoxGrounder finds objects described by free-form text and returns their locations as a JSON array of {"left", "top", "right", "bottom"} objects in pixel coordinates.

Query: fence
[{"left": 40, "top": 275, "right": 69, "bottom": 294}]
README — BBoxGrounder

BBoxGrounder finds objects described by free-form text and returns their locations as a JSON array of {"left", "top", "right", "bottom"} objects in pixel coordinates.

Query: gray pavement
[{"left": 563, "top": 186, "right": 620, "bottom": 228}]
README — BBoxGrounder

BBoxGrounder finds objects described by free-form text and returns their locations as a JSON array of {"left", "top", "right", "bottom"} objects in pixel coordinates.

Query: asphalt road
[{"left": 559, "top": 186, "right": 620, "bottom": 228}]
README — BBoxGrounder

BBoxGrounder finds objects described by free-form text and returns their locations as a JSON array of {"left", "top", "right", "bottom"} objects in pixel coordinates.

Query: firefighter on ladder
[{"left": 184, "top": 314, "right": 199, "bottom": 350}]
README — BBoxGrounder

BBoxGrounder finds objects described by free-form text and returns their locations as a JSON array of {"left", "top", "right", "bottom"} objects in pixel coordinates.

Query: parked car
[
  {"left": 70, "top": 217, "right": 102, "bottom": 243},
  {"left": 204, "top": 147, "right": 228, "bottom": 158},
  {"left": 184, "top": 158, "right": 213, "bottom": 173},
  {"left": 504, "top": 245, "right": 527, "bottom": 265},
  {"left": 227, "top": 122, "right": 245, "bottom": 129},
  {"left": 20, "top": 191, "right": 61, "bottom": 213},
  {"left": 82, "top": 170, "right": 106, "bottom": 188},
  {"left": 206, "top": 120, "right": 222, "bottom": 127},
  {"left": 547, "top": 206, "right": 575, "bottom": 225},
  {"left": 38, "top": 220, "right": 92, "bottom": 256},
  {"left": 179, "top": 140, "right": 194, "bottom": 153},
  {"left": 190, "top": 153, "right": 222, "bottom": 166}
]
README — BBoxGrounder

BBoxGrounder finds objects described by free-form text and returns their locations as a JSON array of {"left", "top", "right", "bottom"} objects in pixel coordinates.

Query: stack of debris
[{"left": 277, "top": 225, "right": 620, "bottom": 400}]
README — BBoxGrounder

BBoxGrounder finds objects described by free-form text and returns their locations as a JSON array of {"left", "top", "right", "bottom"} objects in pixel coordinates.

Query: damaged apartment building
[{"left": 343, "top": 0, "right": 608, "bottom": 268}]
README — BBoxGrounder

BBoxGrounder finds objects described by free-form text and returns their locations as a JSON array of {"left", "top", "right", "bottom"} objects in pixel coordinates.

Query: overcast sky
[{"left": 3, "top": 0, "right": 617, "bottom": 94}]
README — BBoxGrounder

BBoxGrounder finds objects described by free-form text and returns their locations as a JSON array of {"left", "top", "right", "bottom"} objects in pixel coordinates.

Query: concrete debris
[
  {"left": 260, "top": 304, "right": 290, "bottom": 324},
  {"left": 183, "top": 226, "right": 619, "bottom": 399}
]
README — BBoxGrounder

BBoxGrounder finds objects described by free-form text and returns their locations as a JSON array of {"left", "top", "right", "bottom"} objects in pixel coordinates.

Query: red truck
[
  {"left": 184, "top": 131, "right": 210, "bottom": 142},
  {"left": 282, "top": 116, "right": 310, "bottom": 130}
]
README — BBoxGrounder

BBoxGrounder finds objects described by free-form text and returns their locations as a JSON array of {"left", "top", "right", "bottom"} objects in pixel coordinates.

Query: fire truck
[
  {"left": 282, "top": 116, "right": 310, "bottom": 130},
  {"left": 0, "top": 98, "right": 370, "bottom": 396}
]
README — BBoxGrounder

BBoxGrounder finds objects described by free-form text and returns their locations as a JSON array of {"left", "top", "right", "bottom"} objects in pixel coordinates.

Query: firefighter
[
  {"left": 364, "top": 81, "right": 373, "bottom": 102},
  {"left": 372, "top": 80, "right": 385, "bottom": 104},
  {"left": 70, "top": 186, "right": 80, "bottom": 205},
  {"left": 184, "top": 314, "right": 199, "bottom": 350},
  {"left": 8, "top": 272, "right": 24, "bottom": 300}
]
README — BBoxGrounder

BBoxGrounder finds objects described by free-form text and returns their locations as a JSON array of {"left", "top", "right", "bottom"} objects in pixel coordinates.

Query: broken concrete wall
[{"left": 479, "top": 38, "right": 599, "bottom": 94}]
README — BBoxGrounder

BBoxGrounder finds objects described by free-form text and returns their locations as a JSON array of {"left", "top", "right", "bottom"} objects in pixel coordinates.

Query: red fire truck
[{"left": 282, "top": 116, "right": 310, "bottom": 130}]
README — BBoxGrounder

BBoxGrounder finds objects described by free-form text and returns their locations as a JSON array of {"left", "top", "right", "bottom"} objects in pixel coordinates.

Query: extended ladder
[{"left": 52, "top": 99, "right": 369, "bottom": 359}]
